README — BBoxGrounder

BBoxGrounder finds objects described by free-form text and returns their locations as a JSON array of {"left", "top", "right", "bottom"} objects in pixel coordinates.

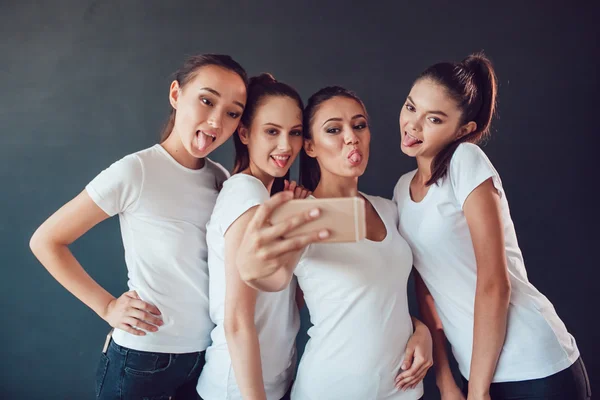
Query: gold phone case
[{"left": 270, "top": 197, "right": 366, "bottom": 243}]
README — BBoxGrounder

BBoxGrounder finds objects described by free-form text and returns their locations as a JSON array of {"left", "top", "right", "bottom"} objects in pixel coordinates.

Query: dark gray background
[{"left": 1, "top": 1, "right": 597, "bottom": 398}]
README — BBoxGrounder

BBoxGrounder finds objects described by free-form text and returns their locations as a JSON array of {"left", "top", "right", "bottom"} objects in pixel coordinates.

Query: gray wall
[{"left": 2, "top": 1, "right": 598, "bottom": 398}]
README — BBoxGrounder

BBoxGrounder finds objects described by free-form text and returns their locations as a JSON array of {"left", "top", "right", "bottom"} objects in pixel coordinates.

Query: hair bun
[
  {"left": 461, "top": 51, "right": 491, "bottom": 72},
  {"left": 249, "top": 72, "right": 277, "bottom": 86}
]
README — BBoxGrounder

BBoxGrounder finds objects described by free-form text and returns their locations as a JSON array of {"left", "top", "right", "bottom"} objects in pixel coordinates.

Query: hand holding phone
[{"left": 270, "top": 196, "right": 366, "bottom": 243}]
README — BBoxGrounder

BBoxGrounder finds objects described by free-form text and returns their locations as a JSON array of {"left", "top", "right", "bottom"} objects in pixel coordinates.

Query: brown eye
[{"left": 405, "top": 104, "right": 415, "bottom": 112}]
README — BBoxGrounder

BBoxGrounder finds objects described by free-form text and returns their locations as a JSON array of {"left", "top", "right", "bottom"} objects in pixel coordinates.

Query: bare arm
[
  {"left": 236, "top": 191, "right": 328, "bottom": 292},
  {"left": 394, "top": 314, "right": 433, "bottom": 391},
  {"left": 29, "top": 190, "right": 162, "bottom": 334},
  {"left": 224, "top": 207, "right": 267, "bottom": 400},
  {"left": 414, "top": 270, "right": 464, "bottom": 398},
  {"left": 463, "top": 178, "right": 511, "bottom": 399}
]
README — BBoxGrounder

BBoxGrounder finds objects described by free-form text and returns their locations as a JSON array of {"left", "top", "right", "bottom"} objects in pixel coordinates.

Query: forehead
[
  {"left": 409, "top": 79, "right": 460, "bottom": 112},
  {"left": 314, "top": 96, "right": 365, "bottom": 122},
  {"left": 253, "top": 96, "right": 302, "bottom": 122},
  {"left": 186, "top": 65, "right": 247, "bottom": 100}
]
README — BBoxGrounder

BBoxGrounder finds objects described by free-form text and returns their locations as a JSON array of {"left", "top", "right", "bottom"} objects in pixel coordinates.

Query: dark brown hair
[
  {"left": 417, "top": 52, "right": 498, "bottom": 186},
  {"left": 160, "top": 54, "right": 248, "bottom": 142},
  {"left": 299, "top": 86, "right": 367, "bottom": 192},
  {"left": 232, "top": 73, "right": 304, "bottom": 194}
]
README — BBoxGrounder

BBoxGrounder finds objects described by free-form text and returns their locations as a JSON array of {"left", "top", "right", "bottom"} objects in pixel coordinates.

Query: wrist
[
  {"left": 412, "top": 319, "right": 427, "bottom": 333},
  {"left": 467, "top": 381, "right": 490, "bottom": 397},
  {"left": 97, "top": 295, "right": 116, "bottom": 321}
]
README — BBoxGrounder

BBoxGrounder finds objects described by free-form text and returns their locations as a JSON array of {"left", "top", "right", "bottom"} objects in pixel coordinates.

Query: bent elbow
[
  {"left": 29, "top": 227, "right": 46, "bottom": 257},
  {"left": 479, "top": 277, "right": 511, "bottom": 301},
  {"left": 223, "top": 315, "right": 254, "bottom": 340}
]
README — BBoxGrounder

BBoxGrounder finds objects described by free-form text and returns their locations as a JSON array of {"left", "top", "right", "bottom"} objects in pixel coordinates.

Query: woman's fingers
[
  {"left": 249, "top": 191, "right": 294, "bottom": 230},
  {"left": 259, "top": 207, "right": 321, "bottom": 242}
]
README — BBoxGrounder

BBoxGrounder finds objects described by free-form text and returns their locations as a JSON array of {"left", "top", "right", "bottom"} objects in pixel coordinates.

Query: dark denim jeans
[
  {"left": 96, "top": 339, "right": 205, "bottom": 400},
  {"left": 461, "top": 357, "right": 591, "bottom": 400}
]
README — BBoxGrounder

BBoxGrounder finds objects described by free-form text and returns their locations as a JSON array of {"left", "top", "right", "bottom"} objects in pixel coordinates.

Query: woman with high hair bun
[{"left": 198, "top": 73, "right": 321, "bottom": 400}]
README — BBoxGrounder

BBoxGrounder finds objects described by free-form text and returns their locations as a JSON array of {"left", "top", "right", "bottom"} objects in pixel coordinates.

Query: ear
[
  {"left": 457, "top": 121, "right": 477, "bottom": 139},
  {"left": 169, "top": 80, "right": 181, "bottom": 110},
  {"left": 238, "top": 124, "right": 250, "bottom": 145},
  {"left": 304, "top": 139, "right": 317, "bottom": 158}
]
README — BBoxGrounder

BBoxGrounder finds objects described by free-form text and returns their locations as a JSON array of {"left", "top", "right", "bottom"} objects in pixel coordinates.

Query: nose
[
  {"left": 207, "top": 110, "right": 222, "bottom": 130},
  {"left": 277, "top": 133, "right": 293, "bottom": 151},
  {"left": 406, "top": 115, "right": 422, "bottom": 132},
  {"left": 344, "top": 128, "right": 360, "bottom": 145}
]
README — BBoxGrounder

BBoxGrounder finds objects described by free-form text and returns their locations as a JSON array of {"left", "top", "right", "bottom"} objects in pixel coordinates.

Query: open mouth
[
  {"left": 402, "top": 131, "right": 423, "bottom": 147},
  {"left": 195, "top": 130, "right": 216, "bottom": 152},
  {"left": 270, "top": 154, "right": 290, "bottom": 168},
  {"left": 197, "top": 130, "right": 216, "bottom": 142}
]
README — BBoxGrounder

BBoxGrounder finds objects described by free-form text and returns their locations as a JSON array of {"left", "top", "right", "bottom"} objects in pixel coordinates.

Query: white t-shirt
[
  {"left": 393, "top": 143, "right": 579, "bottom": 382},
  {"left": 197, "top": 174, "right": 300, "bottom": 400},
  {"left": 291, "top": 194, "right": 423, "bottom": 400},
  {"left": 86, "top": 144, "right": 228, "bottom": 353}
]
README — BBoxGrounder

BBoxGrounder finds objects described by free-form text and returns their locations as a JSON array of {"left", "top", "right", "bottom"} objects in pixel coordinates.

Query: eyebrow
[
  {"left": 407, "top": 96, "right": 448, "bottom": 118},
  {"left": 321, "top": 114, "right": 367, "bottom": 127},
  {"left": 199, "top": 87, "right": 245, "bottom": 110},
  {"left": 264, "top": 123, "right": 303, "bottom": 129}
]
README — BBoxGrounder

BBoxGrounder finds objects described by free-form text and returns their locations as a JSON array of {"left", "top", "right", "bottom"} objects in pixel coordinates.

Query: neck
[
  {"left": 414, "top": 155, "right": 433, "bottom": 185},
  {"left": 313, "top": 170, "right": 359, "bottom": 198},
  {"left": 161, "top": 130, "right": 205, "bottom": 170},
  {"left": 244, "top": 161, "right": 275, "bottom": 193}
]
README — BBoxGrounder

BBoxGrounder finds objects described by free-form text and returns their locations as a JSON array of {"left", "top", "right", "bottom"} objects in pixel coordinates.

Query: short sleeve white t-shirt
[
  {"left": 86, "top": 144, "right": 229, "bottom": 353},
  {"left": 197, "top": 174, "right": 300, "bottom": 400},
  {"left": 291, "top": 194, "right": 423, "bottom": 400},
  {"left": 394, "top": 143, "right": 579, "bottom": 382}
]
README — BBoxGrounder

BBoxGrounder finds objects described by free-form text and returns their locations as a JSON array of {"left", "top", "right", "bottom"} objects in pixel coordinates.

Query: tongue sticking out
[
  {"left": 349, "top": 152, "right": 362, "bottom": 165},
  {"left": 402, "top": 132, "right": 421, "bottom": 147},
  {"left": 272, "top": 157, "right": 287, "bottom": 168},
  {"left": 196, "top": 131, "right": 211, "bottom": 152}
]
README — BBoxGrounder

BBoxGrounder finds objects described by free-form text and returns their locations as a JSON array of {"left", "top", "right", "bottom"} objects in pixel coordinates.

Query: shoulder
[
  {"left": 205, "top": 158, "right": 230, "bottom": 180},
  {"left": 211, "top": 174, "right": 269, "bottom": 235},
  {"left": 215, "top": 174, "right": 270, "bottom": 211},
  {"left": 93, "top": 149, "right": 145, "bottom": 183},
  {"left": 449, "top": 143, "right": 503, "bottom": 207},
  {"left": 203, "top": 158, "right": 230, "bottom": 191},
  {"left": 393, "top": 169, "right": 417, "bottom": 203},
  {"left": 450, "top": 143, "right": 494, "bottom": 171},
  {"left": 362, "top": 193, "right": 398, "bottom": 223}
]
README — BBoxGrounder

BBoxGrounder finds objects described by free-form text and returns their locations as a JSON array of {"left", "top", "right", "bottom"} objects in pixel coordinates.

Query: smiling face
[
  {"left": 399, "top": 78, "right": 475, "bottom": 159},
  {"left": 169, "top": 64, "right": 247, "bottom": 159},
  {"left": 239, "top": 95, "right": 304, "bottom": 179}
]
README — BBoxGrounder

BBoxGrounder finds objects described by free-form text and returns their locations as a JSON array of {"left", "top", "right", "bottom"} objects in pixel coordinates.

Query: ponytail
[{"left": 416, "top": 51, "right": 498, "bottom": 186}]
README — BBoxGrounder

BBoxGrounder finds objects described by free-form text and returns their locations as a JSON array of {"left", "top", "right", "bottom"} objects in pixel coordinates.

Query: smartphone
[{"left": 270, "top": 196, "right": 366, "bottom": 243}]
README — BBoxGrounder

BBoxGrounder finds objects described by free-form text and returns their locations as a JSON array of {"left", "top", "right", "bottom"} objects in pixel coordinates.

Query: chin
[
  {"left": 399, "top": 145, "right": 416, "bottom": 157},
  {"left": 270, "top": 169, "right": 288, "bottom": 178}
]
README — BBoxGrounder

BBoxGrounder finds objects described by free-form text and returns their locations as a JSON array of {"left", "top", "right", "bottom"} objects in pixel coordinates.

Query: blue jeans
[
  {"left": 96, "top": 339, "right": 205, "bottom": 399},
  {"left": 461, "top": 357, "right": 591, "bottom": 400}
]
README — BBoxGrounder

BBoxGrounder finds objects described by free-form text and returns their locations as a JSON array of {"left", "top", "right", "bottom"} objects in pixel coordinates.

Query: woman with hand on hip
[{"left": 30, "top": 54, "right": 248, "bottom": 399}]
